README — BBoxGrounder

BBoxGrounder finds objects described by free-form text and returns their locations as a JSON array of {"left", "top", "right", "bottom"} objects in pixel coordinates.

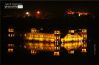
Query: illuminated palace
[
  {"left": 24, "top": 28, "right": 61, "bottom": 55},
  {"left": 23, "top": 28, "right": 87, "bottom": 56}
]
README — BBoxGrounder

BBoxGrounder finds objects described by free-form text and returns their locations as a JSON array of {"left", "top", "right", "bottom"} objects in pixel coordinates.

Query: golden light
[
  {"left": 78, "top": 13, "right": 81, "bottom": 16},
  {"left": 53, "top": 51, "right": 60, "bottom": 56},
  {"left": 82, "top": 49, "right": 87, "bottom": 53},
  {"left": 25, "top": 11, "right": 30, "bottom": 16},
  {"left": 83, "top": 43, "right": 87, "bottom": 47},
  {"left": 54, "top": 30, "right": 60, "bottom": 34},
  {"left": 36, "top": 11, "right": 40, "bottom": 14},
  {"left": 31, "top": 28, "right": 38, "bottom": 33},
  {"left": 28, "top": 43, "right": 33, "bottom": 46},
  {"left": 31, "top": 50, "right": 37, "bottom": 54},
  {"left": 82, "top": 29, "right": 87, "bottom": 33},
  {"left": 8, "top": 48, "right": 14, "bottom": 53},
  {"left": 50, "top": 44, "right": 54, "bottom": 47},
  {"left": 8, "top": 28, "right": 14, "bottom": 32},
  {"left": 69, "top": 30, "right": 74, "bottom": 33},
  {"left": 27, "top": 37, "right": 33, "bottom": 40},
  {"left": 26, "top": 12, "right": 29, "bottom": 15},
  {"left": 69, "top": 50, "right": 74, "bottom": 54},
  {"left": 8, "top": 34, "right": 15, "bottom": 37}
]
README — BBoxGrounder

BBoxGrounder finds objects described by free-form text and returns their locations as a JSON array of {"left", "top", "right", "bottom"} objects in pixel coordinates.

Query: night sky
[
  {"left": 1, "top": 1, "right": 98, "bottom": 35},
  {"left": 1, "top": 1, "right": 99, "bottom": 17}
]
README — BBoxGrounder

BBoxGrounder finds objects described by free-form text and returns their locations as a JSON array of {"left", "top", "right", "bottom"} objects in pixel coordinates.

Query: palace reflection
[{"left": 21, "top": 28, "right": 87, "bottom": 56}]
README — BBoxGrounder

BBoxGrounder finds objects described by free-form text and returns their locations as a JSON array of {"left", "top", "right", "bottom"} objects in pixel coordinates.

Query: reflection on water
[
  {"left": 23, "top": 41, "right": 87, "bottom": 56},
  {"left": 24, "top": 42, "right": 61, "bottom": 56},
  {"left": 7, "top": 28, "right": 87, "bottom": 56},
  {"left": 24, "top": 42, "right": 56, "bottom": 51}
]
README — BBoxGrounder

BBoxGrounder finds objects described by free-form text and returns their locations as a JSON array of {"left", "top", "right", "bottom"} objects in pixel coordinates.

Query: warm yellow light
[
  {"left": 25, "top": 11, "right": 31, "bottom": 16},
  {"left": 51, "top": 39, "right": 54, "bottom": 42},
  {"left": 54, "top": 30, "right": 60, "bottom": 34},
  {"left": 24, "top": 33, "right": 26, "bottom": 37},
  {"left": 8, "top": 28, "right": 14, "bottom": 32},
  {"left": 36, "top": 11, "right": 40, "bottom": 14},
  {"left": 8, "top": 44, "right": 14, "bottom": 47},
  {"left": 28, "top": 37, "right": 33, "bottom": 40},
  {"left": 8, "top": 48, "right": 14, "bottom": 52},
  {"left": 31, "top": 28, "right": 38, "bottom": 33},
  {"left": 26, "top": 12, "right": 29, "bottom": 15},
  {"left": 83, "top": 35, "right": 87, "bottom": 38},
  {"left": 31, "top": 50, "right": 37, "bottom": 54},
  {"left": 83, "top": 43, "right": 87, "bottom": 47},
  {"left": 28, "top": 43, "right": 33, "bottom": 46},
  {"left": 8, "top": 34, "right": 15, "bottom": 37},
  {"left": 69, "top": 50, "right": 74, "bottom": 54},
  {"left": 82, "top": 29, "right": 87, "bottom": 33},
  {"left": 39, "top": 43, "right": 43, "bottom": 46},
  {"left": 39, "top": 38, "right": 43, "bottom": 41},
  {"left": 53, "top": 51, "right": 60, "bottom": 56},
  {"left": 50, "top": 44, "right": 54, "bottom": 47},
  {"left": 69, "top": 30, "right": 74, "bottom": 33},
  {"left": 82, "top": 49, "right": 87, "bottom": 52}
]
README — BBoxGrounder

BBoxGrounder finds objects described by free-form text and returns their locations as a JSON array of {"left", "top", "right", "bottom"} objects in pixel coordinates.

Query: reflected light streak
[{"left": 24, "top": 29, "right": 87, "bottom": 55}]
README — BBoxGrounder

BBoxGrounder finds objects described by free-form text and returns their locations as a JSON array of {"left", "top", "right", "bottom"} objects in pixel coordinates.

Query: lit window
[
  {"left": 83, "top": 35, "right": 87, "bottom": 38},
  {"left": 54, "top": 30, "right": 60, "bottom": 34},
  {"left": 82, "top": 49, "right": 87, "bottom": 53},
  {"left": 8, "top": 34, "right": 15, "bottom": 37},
  {"left": 53, "top": 51, "right": 60, "bottom": 56},
  {"left": 69, "top": 50, "right": 74, "bottom": 54},
  {"left": 25, "top": 11, "right": 31, "bottom": 16},
  {"left": 83, "top": 43, "right": 87, "bottom": 47},
  {"left": 51, "top": 44, "right": 54, "bottom": 47},
  {"left": 8, "top": 44, "right": 14, "bottom": 47},
  {"left": 57, "top": 47, "right": 60, "bottom": 50},
  {"left": 8, "top": 48, "right": 14, "bottom": 52},
  {"left": 31, "top": 50, "right": 36, "bottom": 54},
  {"left": 24, "top": 33, "right": 26, "bottom": 37},
  {"left": 8, "top": 28, "right": 14, "bottom": 32},
  {"left": 82, "top": 29, "right": 87, "bottom": 33},
  {"left": 69, "top": 30, "right": 74, "bottom": 33}
]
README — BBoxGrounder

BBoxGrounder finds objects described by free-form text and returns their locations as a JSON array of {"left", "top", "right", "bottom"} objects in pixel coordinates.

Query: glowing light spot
[{"left": 36, "top": 11, "right": 40, "bottom": 14}]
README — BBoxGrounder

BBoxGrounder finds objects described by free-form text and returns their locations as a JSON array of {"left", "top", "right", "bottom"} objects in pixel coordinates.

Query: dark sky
[{"left": 1, "top": 1, "right": 99, "bottom": 12}]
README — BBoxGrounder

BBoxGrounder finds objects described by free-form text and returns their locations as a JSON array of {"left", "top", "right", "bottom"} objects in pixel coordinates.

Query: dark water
[{"left": 1, "top": 43, "right": 96, "bottom": 65}]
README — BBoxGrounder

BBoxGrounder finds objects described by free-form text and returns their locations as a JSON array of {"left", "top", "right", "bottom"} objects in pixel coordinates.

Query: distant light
[
  {"left": 67, "top": 11, "right": 75, "bottom": 15},
  {"left": 8, "top": 48, "right": 14, "bottom": 53},
  {"left": 36, "top": 11, "right": 40, "bottom": 14},
  {"left": 8, "top": 28, "right": 14, "bottom": 32},
  {"left": 69, "top": 30, "right": 74, "bottom": 33},
  {"left": 82, "top": 49, "right": 87, "bottom": 52},
  {"left": 26, "top": 12, "right": 29, "bottom": 15},
  {"left": 69, "top": 50, "right": 74, "bottom": 54},
  {"left": 54, "top": 30, "right": 60, "bottom": 34},
  {"left": 54, "top": 51, "right": 60, "bottom": 56},
  {"left": 78, "top": 14, "right": 81, "bottom": 16},
  {"left": 40, "top": 28, "right": 43, "bottom": 31}
]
